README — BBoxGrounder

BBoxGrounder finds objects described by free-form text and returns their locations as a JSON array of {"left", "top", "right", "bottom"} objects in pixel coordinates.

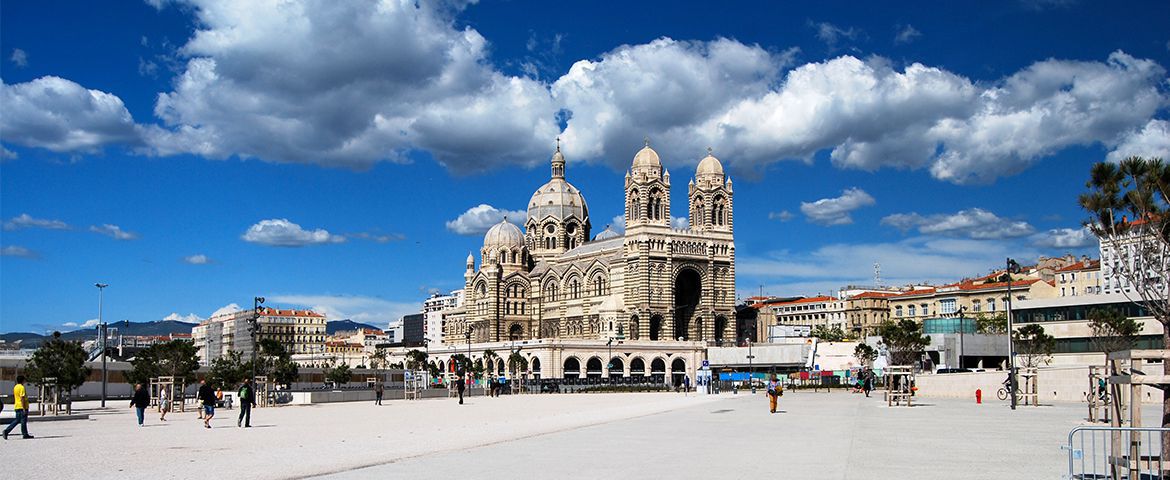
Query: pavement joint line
[{"left": 288, "top": 395, "right": 720, "bottom": 480}]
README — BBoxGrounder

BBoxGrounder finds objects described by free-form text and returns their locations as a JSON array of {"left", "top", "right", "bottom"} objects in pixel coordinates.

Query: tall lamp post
[
  {"left": 95, "top": 283, "right": 109, "bottom": 408},
  {"left": 747, "top": 338, "right": 756, "bottom": 394},
  {"left": 465, "top": 326, "right": 474, "bottom": 385},
  {"left": 249, "top": 296, "right": 265, "bottom": 387},
  {"left": 1005, "top": 258, "right": 1022, "bottom": 411}
]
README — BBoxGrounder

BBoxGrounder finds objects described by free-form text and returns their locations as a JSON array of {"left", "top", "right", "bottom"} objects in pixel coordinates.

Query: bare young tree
[{"left": 1080, "top": 156, "right": 1169, "bottom": 456}]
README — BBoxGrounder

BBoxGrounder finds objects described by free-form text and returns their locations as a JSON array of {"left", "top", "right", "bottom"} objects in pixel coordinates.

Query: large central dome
[
  {"left": 528, "top": 178, "right": 588, "bottom": 224},
  {"left": 527, "top": 143, "right": 589, "bottom": 225}
]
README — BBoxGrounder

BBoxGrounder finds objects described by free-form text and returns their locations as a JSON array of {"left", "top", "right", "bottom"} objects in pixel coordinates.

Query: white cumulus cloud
[
  {"left": 163, "top": 312, "right": 204, "bottom": 323},
  {"left": 241, "top": 219, "right": 344, "bottom": 247},
  {"left": 0, "top": 4, "right": 1162, "bottom": 187},
  {"left": 10, "top": 48, "right": 28, "bottom": 67},
  {"left": 1, "top": 245, "right": 39, "bottom": 258},
  {"left": 446, "top": 204, "right": 526, "bottom": 236},
  {"left": 1107, "top": 119, "right": 1170, "bottom": 163},
  {"left": 183, "top": 254, "right": 212, "bottom": 264},
  {"left": 881, "top": 208, "right": 1034, "bottom": 239},
  {"left": 0, "top": 76, "right": 142, "bottom": 152},
  {"left": 1031, "top": 226, "right": 1098, "bottom": 249},
  {"left": 768, "top": 210, "right": 794, "bottom": 222},
  {"left": 800, "top": 188, "right": 875, "bottom": 226},
  {"left": 210, "top": 303, "right": 241, "bottom": 318},
  {"left": 894, "top": 25, "right": 921, "bottom": 45},
  {"left": 3, "top": 213, "right": 70, "bottom": 231},
  {"left": 90, "top": 224, "right": 139, "bottom": 240}
]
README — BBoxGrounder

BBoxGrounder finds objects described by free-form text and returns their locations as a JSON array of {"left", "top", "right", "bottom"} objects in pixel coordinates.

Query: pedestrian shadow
[{"left": 18, "top": 435, "right": 68, "bottom": 439}]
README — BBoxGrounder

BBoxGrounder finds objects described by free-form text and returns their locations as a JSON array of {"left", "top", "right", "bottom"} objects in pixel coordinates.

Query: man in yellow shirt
[{"left": 3, "top": 375, "right": 33, "bottom": 439}]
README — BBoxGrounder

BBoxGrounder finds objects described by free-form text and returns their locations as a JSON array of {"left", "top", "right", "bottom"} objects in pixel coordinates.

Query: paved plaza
[{"left": 3, "top": 391, "right": 1149, "bottom": 479}]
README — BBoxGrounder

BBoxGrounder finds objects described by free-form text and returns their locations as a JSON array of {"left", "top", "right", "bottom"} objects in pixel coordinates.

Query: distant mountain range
[
  {"left": 326, "top": 319, "right": 382, "bottom": 335},
  {"left": 2, "top": 319, "right": 383, "bottom": 348}
]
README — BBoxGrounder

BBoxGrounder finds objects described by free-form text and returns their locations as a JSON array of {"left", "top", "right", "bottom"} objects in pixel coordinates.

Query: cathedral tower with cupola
[{"left": 688, "top": 148, "right": 733, "bottom": 232}]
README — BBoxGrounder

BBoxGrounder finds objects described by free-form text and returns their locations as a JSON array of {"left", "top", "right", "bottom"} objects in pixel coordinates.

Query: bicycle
[{"left": 1083, "top": 390, "right": 1112, "bottom": 406}]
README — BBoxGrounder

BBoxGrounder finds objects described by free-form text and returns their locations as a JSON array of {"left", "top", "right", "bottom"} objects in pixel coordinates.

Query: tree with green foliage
[
  {"left": 975, "top": 313, "right": 1008, "bottom": 334},
  {"left": 482, "top": 349, "right": 499, "bottom": 376},
  {"left": 24, "top": 331, "right": 91, "bottom": 392},
  {"left": 1014, "top": 324, "right": 1056, "bottom": 369},
  {"left": 325, "top": 361, "right": 352, "bottom": 386},
  {"left": 1089, "top": 307, "right": 1143, "bottom": 369},
  {"left": 209, "top": 351, "right": 248, "bottom": 389},
  {"left": 250, "top": 338, "right": 299, "bottom": 387},
  {"left": 404, "top": 349, "right": 428, "bottom": 372},
  {"left": 450, "top": 354, "right": 472, "bottom": 376},
  {"left": 811, "top": 325, "right": 847, "bottom": 342},
  {"left": 508, "top": 351, "right": 528, "bottom": 376},
  {"left": 127, "top": 339, "right": 201, "bottom": 386},
  {"left": 877, "top": 320, "right": 931, "bottom": 366},
  {"left": 854, "top": 343, "right": 878, "bottom": 367}
]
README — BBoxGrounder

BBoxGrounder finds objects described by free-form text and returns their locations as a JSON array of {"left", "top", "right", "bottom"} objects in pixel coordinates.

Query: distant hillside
[
  {"left": 0, "top": 320, "right": 197, "bottom": 348},
  {"left": 327, "top": 319, "right": 382, "bottom": 335}
]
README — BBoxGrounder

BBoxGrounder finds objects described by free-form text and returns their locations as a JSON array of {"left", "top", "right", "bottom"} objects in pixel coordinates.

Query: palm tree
[{"left": 482, "top": 349, "right": 499, "bottom": 377}]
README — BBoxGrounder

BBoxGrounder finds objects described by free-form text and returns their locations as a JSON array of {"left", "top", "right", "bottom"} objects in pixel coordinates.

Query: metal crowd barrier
[{"left": 1064, "top": 426, "right": 1168, "bottom": 479}]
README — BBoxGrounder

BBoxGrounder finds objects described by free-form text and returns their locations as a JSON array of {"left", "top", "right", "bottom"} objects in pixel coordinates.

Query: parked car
[{"left": 935, "top": 368, "right": 972, "bottom": 374}]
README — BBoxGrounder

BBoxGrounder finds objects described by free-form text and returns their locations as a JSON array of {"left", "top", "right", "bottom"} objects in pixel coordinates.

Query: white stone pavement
[{"left": 1, "top": 391, "right": 1150, "bottom": 479}]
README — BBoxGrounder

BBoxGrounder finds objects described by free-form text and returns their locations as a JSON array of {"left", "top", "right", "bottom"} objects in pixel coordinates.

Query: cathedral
[{"left": 439, "top": 140, "right": 736, "bottom": 382}]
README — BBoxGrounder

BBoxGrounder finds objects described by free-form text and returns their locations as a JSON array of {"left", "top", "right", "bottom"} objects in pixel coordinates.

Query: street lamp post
[
  {"left": 1005, "top": 258, "right": 1021, "bottom": 410},
  {"left": 465, "top": 326, "right": 474, "bottom": 386},
  {"left": 250, "top": 297, "right": 265, "bottom": 387},
  {"left": 606, "top": 337, "right": 614, "bottom": 380},
  {"left": 957, "top": 306, "right": 966, "bottom": 370},
  {"left": 95, "top": 283, "right": 109, "bottom": 408},
  {"left": 747, "top": 338, "right": 756, "bottom": 394}
]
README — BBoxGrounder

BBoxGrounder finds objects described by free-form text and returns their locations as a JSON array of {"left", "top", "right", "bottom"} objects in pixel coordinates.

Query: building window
[
  {"left": 940, "top": 299, "right": 957, "bottom": 315},
  {"left": 988, "top": 298, "right": 996, "bottom": 312},
  {"left": 908, "top": 305, "right": 916, "bottom": 316}
]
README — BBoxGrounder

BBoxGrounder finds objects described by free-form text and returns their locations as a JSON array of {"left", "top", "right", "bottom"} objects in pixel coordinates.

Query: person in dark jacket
[
  {"left": 456, "top": 374, "right": 466, "bottom": 405},
  {"left": 198, "top": 379, "right": 217, "bottom": 429},
  {"left": 374, "top": 382, "right": 384, "bottom": 405},
  {"left": 130, "top": 383, "right": 151, "bottom": 426},
  {"left": 237, "top": 379, "right": 255, "bottom": 428}
]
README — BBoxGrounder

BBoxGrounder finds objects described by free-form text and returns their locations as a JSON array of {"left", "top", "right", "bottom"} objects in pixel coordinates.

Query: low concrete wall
[{"left": 914, "top": 366, "right": 1162, "bottom": 404}]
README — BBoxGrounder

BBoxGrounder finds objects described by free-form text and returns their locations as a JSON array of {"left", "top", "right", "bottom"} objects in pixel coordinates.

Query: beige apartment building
[
  {"left": 1055, "top": 258, "right": 1102, "bottom": 297},
  {"left": 192, "top": 307, "right": 327, "bottom": 365},
  {"left": 889, "top": 277, "right": 1057, "bottom": 323}
]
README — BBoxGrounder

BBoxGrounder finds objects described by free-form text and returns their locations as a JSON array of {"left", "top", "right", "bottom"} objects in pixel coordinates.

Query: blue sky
[{"left": 2, "top": 0, "right": 1169, "bottom": 333}]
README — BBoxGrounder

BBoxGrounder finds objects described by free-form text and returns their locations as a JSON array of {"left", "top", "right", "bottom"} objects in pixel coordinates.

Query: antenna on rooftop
[{"left": 874, "top": 262, "right": 882, "bottom": 287}]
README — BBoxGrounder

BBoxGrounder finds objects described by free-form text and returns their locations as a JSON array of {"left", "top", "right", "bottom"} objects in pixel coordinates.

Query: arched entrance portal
[
  {"left": 531, "top": 357, "right": 542, "bottom": 379},
  {"left": 671, "top": 358, "right": 686, "bottom": 387},
  {"left": 650, "top": 358, "right": 666, "bottom": 384},
  {"left": 649, "top": 314, "right": 663, "bottom": 341},
  {"left": 630, "top": 358, "right": 646, "bottom": 378},
  {"left": 563, "top": 358, "right": 580, "bottom": 379},
  {"left": 509, "top": 323, "right": 523, "bottom": 340},
  {"left": 673, "top": 268, "right": 701, "bottom": 340},
  {"left": 608, "top": 357, "right": 625, "bottom": 378},
  {"left": 586, "top": 357, "right": 603, "bottom": 379}
]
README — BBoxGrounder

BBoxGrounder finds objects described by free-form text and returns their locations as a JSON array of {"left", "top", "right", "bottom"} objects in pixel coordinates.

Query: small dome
[
  {"left": 696, "top": 150, "right": 724, "bottom": 177},
  {"left": 632, "top": 145, "right": 661, "bottom": 169},
  {"left": 593, "top": 225, "right": 621, "bottom": 241},
  {"left": 483, "top": 218, "right": 524, "bottom": 250},
  {"left": 466, "top": 251, "right": 475, "bottom": 265}
]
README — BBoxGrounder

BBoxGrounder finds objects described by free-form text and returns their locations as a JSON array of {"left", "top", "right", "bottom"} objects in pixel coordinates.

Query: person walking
[
  {"left": 863, "top": 369, "right": 875, "bottom": 398},
  {"left": 159, "top": 386, "right": 171, "bottom": 421},
  {"left": 198, "top": 380, "right": 217, "bottom": 429},
  {"left": 683, "top": 375, "right": 691, "bottom": 395},
  {"left": 237, "top": 379, "right": 255, "bottom": 428},
  {"left": 766, "top": 374, "right": 783, "bottom": 414},
  {"left": 3, "top": 375, "right": 33, "bottom": 440},
  {"left": 456, "top": 374, "right": 466, "bottom": 405},
  {"left": 375, "top": 382, "right": 384, "bottom": 405},
  {"left": 130, "top": 383, "right": 150, "bottom": 426}
]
